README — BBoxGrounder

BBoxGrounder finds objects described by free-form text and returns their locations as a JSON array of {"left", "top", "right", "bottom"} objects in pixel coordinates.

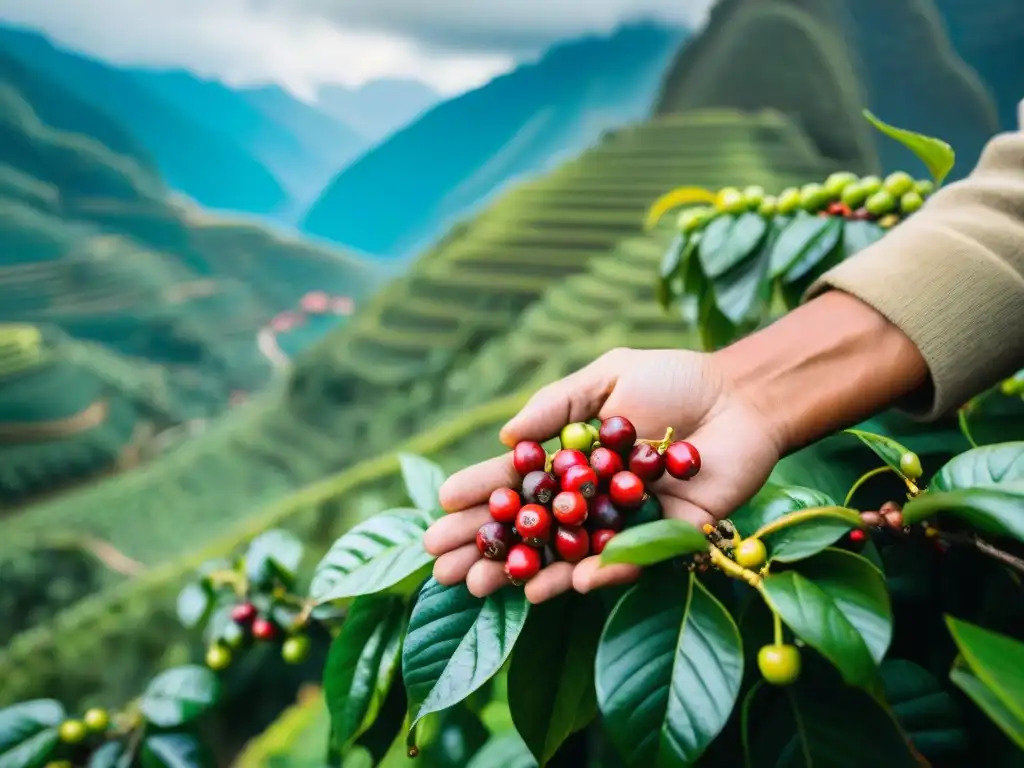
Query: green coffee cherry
[
  {"left": 742, "top": 185, "right": 765, "bottom": 210},
  {"left": 878, "top": 213, "right": 900, "bottom": 229},
  {"left": 900, "top": 191, "right": 924, "bottom": 215},
  {"left": 282, "top": 635, "right": 312, "bottom": 665},
  {"left": 883, "top": 171, "right": 915, "bottom": 197},
  {"left": 799, "top": 183, "right": 830, "bottom": 212},
  {"left": 914, "top": 179, "right": 935, "bottom": 197},
  {"left": 824, "top": 171, "right": 858, "bottom": 198},
  {"left": 58, "top": 720, "right": 87, "bottom": 745},
  {"left": 899, "top": 451, "right": 923, "bottom": 480},
  {"left": 757, "top": 195, "right": 777, "bottom": 217},
  {"left": 677, "top": 207, "right": 710, "bottom": 234},
  {"left": 776, "top": 188, "right": 802, "bottom": 215},
  {"left": 718, "top": 188, "right": 747, "bottom": 215},
  {"left": 840, "top": 182, "right": 869, "bottom": 209},
  {"left": 859, "top": 175, "right": 883, "bottom": 196},
  {"left": 561, "top": 422, "right": 595, "bottom": 452},
  {"left": 83, "top": 708, "right": 110, "bottom": 733},
  {"left": 865, "top": 190, "right": 897, "bottom": 216},
  {"left": 206, "top": 644, "right": 232, "bottom": 671}
]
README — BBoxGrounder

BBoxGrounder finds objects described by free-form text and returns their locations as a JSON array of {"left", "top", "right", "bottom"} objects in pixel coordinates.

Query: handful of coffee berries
[{"left": 477, "top": 416, "right": 701, "bottom": 584}]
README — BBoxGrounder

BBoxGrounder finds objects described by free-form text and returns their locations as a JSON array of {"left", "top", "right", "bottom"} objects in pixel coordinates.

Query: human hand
[{"left": 422, "top": 347, "right": 785, "bottom": 604}]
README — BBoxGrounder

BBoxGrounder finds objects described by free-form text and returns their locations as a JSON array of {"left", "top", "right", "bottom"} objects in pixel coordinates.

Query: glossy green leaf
[
  {"left": 946, "top": 617, "right": 1024, "bottom": 722},
  {"left": 698, "top": 284, "right": 737, "bottom": 351},
  {"left": 881, "top": 660, "right": 968, "bottom": 761},
  {"left": 699, "top": 212, "right": 768, "bottom": 278},
  {"left": 0, "top": 700, "right": 62, "bottom": 768},
  {"left": 402, "top": 579, "right": 529, "bottom": 729},
  {"left": 845, "top": 429, "right": 915, "bottom": 477},
  {"left": 141, "top": 734, "right": 205, "bottom": 768},
  {"left": 730, "top": 485, "right": 852, "bottom": 562},
  {"left": 139, "top": 665, "right": 220, "bottom": 728},
  {"left": 398, "top": 453, "right": 447, "bottom": 516},
  {"left": 863, "top": 109, "right": 956, "bottom": 185},
  {"left": 902, "top": 484, "right": 1024, "bottom": 540},
  {"left": 88, "top": 741, "right": 128, "bottom": 768},
  {"left": 656, "top": 234, "right": 687, "bottom": 310},
  {"left": 783, "top": 216, "right": 842, "bottom": 283},
  {"left": 244, "top": 529, "right": 304, "bottom": 587},
  {"left": 950, "top": 665, "right": 1024, "bottom": 750},
  {"left": 175, "top": 582, "right": 210, "bottom": 629},
  {"left": 711, "top": 217, "right": 778, "bottom": 324},
  {"left": 754, "top": 506, "right": 863, "bottom": 563},
  {"left": 929, "top": 442, "right": 1024, "bottom": 491},
  {"left": 843, "top": 219, "right": 886, "bottom": 256},
  {"left": 311, "top": 508, "right": 434, "bottom": 603},
  {"left": 596, "top": 572, "right": 743, "bottom": 766},
  {"left": 465, "top": 733, "right": 538, "bottom": 768},
  {"left": 768, "top": 213, "right": 833, "bottom": 278},
  {"left": 508, "top": 593, "right": 603, "bottom": 766},
  {"left": 324, "top": 595, "right": 407, "bottom": 750},
  {"left": 762, "top": 549, "right": 891, "bottom": 689},
  {"left": 0, "top": 729, "right": 57, "bottom": 768},
  {"left": 600, "top": 519, "right": 708, "bottom": 567}
]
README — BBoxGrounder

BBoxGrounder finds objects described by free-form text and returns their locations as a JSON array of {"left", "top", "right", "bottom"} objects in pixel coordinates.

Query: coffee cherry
[
  {"left": 757, "top": 195, "right": 777, "bottom": 217},
  {"left": 742, "top": 185, "right": 765, "bottom": 209},
  {"left": 826, "top": 201, "right": 852, "bottom": 218},
  {"left": 231, "top": 602, "right": 257, "bottom": 624},
  {"left": 562, "top": 464, "right": 599, "bottom": 498},
  {"left": 865, "top": 189, "right": 896, "bottom": 216},
  {"left": 252, "top": 617, "right": 278, "bottom": 642},
  {"left": 83, "top": 707, "right": 110, "bottom": 733},
  {"left": 824, "top": 171, "right": 858, "bottom": 197},
  {"left": 900, "top": 190, "right": 924, "bottom": 214},
  {"left": 899, "top": 451, "right": 923, "bottom": 480},
  {"left": 587, "top": 494, "right": 625, "bottom": 532},
  {"left": 849, "top": 529, "right": 867, "bottom": 543},
  {"left": 716, "top": 186, "right": 745, "bottom": 214},
  {"left": 477, "top": 521, "right": 515, "bottom": 559},
  {"left": 884, "top": 509, "right": 904, "bottom": 528},
  {"left": 664, "top": 441, "right": 701, "bottom": 480},
  {"left": 506, "top": 543, "right": 542, "bottom": 582},
  {"left": 758, "top": 644, "right": 801, "bottom": 686},
  {"left": 878, "top": 213, "right": 900, "bottom": 229},
  {"left": 883, "top": 170, "right": 915, "bottom": 197},
  {"left": 859, "top": 175, "right": 883, "bottom": 196},
  {"left": 222, "top": 621, "right": 246, "bottom": 649},
  {"left": 776, "top": 187, "right": 801, "bottom": 215},
  {"left": 560, "top": 422, "right": 595, "bottom": 453},
  {"left": 591, "top": 529, "right": 617, "bottom": 555},
  {"left": 734, "top": 538, "right": 767, "bottom": 569},
  {"left": 552, "top": 449, "right": 589, "bottom": 477},
  {"left": 488, "top": 487, "right": 522, "bottom": 524},
  {"left": 58, "top": 719, "right": 87, "bottom": 745},
  {"left": 590, "top": 446, "right": 624, "bottom": 481},
  {"left": 555, "top": 526, "right": 591, "bottom": 562},
  {"left": 609, "top": 471, "right": 645, "bottom": 510},
  {"left": 851, "top": 207, "right": 873, "bottom": 221},
  {"left": 799, "top": 182, "right": 829, "bottom": 212},
  {"left": 521, "top": 470, "right": 558, "bottom": 505},
  {"left": 513, "top": 441, "right": 547, "bottom": 475},
  {"left": 677, "top": 207, "right": 706, "bottom": 233},
  {"left": 841, "top": 181, "right": 870, "bottom": 209},
  {"left": 515, "top": 504, "right": 552, "bottom": 546},
  {"left": 628, "top": 443, "right": 665, "bottom": 483},
  {"left": 914, "top": 179, "right": 934, "bottom": 197},
  {"left": 599, "top": 416, "right": 637, "bottom": 454},
  {"left": 206, "top": 643, "right": 233, "bottom": 670},
  {"left": 552, "top": 491, "right": 589, "bottom": 526},
  {"left": 282, "top": 635, "right": 311, "bottom": 665},
  {"left": 45, "top": 762, "right": 73, "bottom": 768}
]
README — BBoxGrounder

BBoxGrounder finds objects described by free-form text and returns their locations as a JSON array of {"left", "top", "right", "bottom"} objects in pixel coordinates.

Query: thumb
[{"left": 499, "top": 352, "right": 621, "bottom": 447}]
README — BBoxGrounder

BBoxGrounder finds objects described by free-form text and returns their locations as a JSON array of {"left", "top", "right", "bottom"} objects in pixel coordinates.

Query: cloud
[{"left": 0, "top": 0, "right": 713, "bottom": 97}]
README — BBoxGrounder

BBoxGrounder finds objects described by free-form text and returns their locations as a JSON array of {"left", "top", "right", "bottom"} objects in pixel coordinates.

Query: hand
[{"left": 422, "top": 347, "right": 785, "bottom": 604}]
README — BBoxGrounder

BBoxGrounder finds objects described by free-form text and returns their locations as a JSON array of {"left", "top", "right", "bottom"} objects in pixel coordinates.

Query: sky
[{"left": 0, "top": 0, "right": 715, "bottom": 100}]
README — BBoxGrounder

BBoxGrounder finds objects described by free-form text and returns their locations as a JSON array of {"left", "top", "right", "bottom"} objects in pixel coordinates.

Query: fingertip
[
  {"left": 573, "top": 556, "right": 640, "bottom": 594},
  {"left": 524, "top": 562, "right": 574, "bottom": 604},
  {"left": 432, "top": 545, "right": 480, "bottom": 586},
  {"left": 466, "top": 559, "right": 507, "bottom": 598}
]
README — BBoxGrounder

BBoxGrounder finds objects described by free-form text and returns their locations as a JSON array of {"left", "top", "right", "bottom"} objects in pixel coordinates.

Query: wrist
[{"left": 711, "top": 291, "right": 929, "bottom": 455}]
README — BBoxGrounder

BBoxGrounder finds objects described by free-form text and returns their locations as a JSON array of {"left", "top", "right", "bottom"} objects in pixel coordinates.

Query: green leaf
[
  {"left": 945, "top": 616, "right": 1024, "bottom": 722},
  {"left": 929, "top": 442, "right": 1024, "bottom": 491},
  {"left": 465, "top": 733, "right": 538, "bottom": 768},
  {"left": 761, "top": 549, "right": 891, "bottom": 689},
  {"left": 863, "top": 109, "right": 956, "bottom": 185},
  {"left": 950, "top": 665, "right": 1024, "bottom": 750},
  {"left": 141, "top": 734, "right": 205, "bottom": 768},
  {"left": 88, "top": 741, "right": 128, "bottom": 768},
  {"left": 730, "top": 485, "right": 850, "bottom": 562},
  {"left": 324, "top": 595, "right": 407, "bottom": 751},
  {"left": 139, "top": 665, "right": 220, "bottom": 728},
  {"left": 176, "top": 583, "right": 211, "bottom": 630},
  {"left": 311, "top": 508, "right": 434, "bottom": 603},
  {"left": 902, "top": 484, "right": 1024, "bottom": 540},
  {"left": 0, "top": 729, "right": 57, "bottom": 768},
  {"left": 768, "top": 213, "right": 834, "bottom": 278},
  {"left": 0, "top": 700, "right": 63, "bottom": 757},
  {"left": 881, "top": 660, "right": 968, "bottom": 761},
  {"left": 402, "top": 579, "right": 529, "bottom": 729},
  {"left": 507, "top": 593, "right": 603, "bottom": 766},
  {"left": 844, "top": 429, "right": 915, "bottom": 478},
  {"left": 711, "top": 218, "right": 777, "bottom": 324},
  {"left": 596, "top": 572, "right": 743, "bottom": 766},
  {"left": 698, "top": 212, "right": 769, "bottom": 278},
  {"left": 697, "top": 285, "right": 737, "bottom": 351},
  {"left": 244, "top": 529, "right": 304, "bottom": 587},
  {"left": 843, "top": 219, "right": 886, "bottom": 256},
  {"left": 754, "top": 507, "right": 863, "bottom": 563},
  {"left": 656, "top": 234, "right": 687, "bottom": 310},
  {"left": 398, "top": 453, "right": 447, "bottom": 516},
  {"left": 783, "top": 216, "right": 842, "bottom": 284},
  {"left": 600, "top": 519, "right": 708, "bottom": 567}
]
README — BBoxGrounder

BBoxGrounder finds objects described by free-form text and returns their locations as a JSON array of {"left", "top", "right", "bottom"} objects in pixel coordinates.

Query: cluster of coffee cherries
[
  {"left": 477, "top": 416, "right": 702, "bottom": 584},
  {"left": 204, "top": 600, "right": 311, "bottom": 671},
  {"left": 37, "top": 708, "right": 112, "bottom": 764},
  {"left": 677, "top": 170, "right": 934, "bottom": 235}
]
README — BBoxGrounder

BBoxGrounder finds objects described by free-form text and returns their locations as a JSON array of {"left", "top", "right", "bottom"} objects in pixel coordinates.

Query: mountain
[
  {"left": 316, "top": 78, "right": 441, "bottom": 141},
  {"left": 0, "top": 24, "right": 287, "bottom": 215},
  {"left": 134, "top": 73, "right": 368, "bottom": 209},
  {"left": 302, "top": 22, "right": 687, "bottom": 258}
]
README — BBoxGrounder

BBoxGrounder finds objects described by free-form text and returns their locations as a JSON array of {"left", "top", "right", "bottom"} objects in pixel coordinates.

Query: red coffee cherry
[
  {"left": 521, "top": 471, "right": 558, "bottom": 505},
  {"left": 562, "top": 464, "right": 599, "bottom": 499},
  {"left": 505, "top": 543, "right": 542, "bottom": 582},
  {"left": 515, "top": 504, "right": 552, "bottom": 546},
  {"left": 251, "top": 617, "right": 278, "bottom": 641},
  {"left": 477, "top": 521, "right": 515, "bottom": 560},
  {"left": 599, "top": 416, "right": 637, "bottom": 454},
  {"left": 586, "top": 494, "right": 625, "bottom": 532},
  {"left": 513, "top": 441, "right": 547, "bottom": 475},
  {"left": 231, "top": 602, "right": 257, "bottom": 624},
  {"left": 551, "top": 449, "right": 589, "bottom": 477},
  {"left": 488, "top": 487, "right": 521, "bottom": 524},
  {"left": 552, "top": 490, "right": 588, "bottom": 526},
  {"left": 664, "top": 441, "right": 701, "bottom": 480},
  {"left": 849, "top": 529, "right": 867, "bottom": 543},
  {"left": 590, "top": 529, "right": 617, "bottom": 555},
  {"left": 555, "top": 525, "right": 590, "bottom": 562},
  {"left": 628, "top": 443, "right": 665, "bottom": 482},
  {"left": 609, "top": 471, "right": 646, "bottom": 509},
  {"left": 589, "top": 447, "right": 624, "bottom": 481}
]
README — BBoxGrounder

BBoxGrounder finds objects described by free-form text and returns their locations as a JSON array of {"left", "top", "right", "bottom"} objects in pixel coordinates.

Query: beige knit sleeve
[{"left": 805, "top": 130, "right": 1024, "bottom": 420}]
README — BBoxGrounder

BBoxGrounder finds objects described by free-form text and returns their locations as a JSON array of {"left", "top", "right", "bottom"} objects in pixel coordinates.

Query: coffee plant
[{"left": 3, "top": 112, "right": 1024, "bottom": 768}]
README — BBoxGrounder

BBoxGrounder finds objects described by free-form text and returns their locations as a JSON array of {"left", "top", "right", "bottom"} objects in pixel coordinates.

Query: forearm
[{"left": 712, "top": 291, "right": 929, "bottom": 455}]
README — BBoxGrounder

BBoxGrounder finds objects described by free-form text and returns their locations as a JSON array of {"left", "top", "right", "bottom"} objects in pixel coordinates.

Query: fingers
[
  {"left": 524, "top": 562, "right": 574, "bottom": 604},
  {"left": 572, "top": 555, "right": 641, "bottom": 594},
  {"left": 438, "top": 455, "right": 518, "bottom": 513},
  {"left": 423, "top": 505, "right": 489, "bottom": 554},
  {"left": 466, "top": 559, "right": 507, "bottom": 597},
  {"left": 656, "top": 493, "right": 716, "bottom": 530},
  {"left": 432, "top": 544, "right": 480, "bottom": 585}
]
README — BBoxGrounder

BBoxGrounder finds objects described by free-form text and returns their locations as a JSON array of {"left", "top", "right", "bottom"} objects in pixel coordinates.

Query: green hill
[{"left": 302, "top": 22, "right": 687, "bottom": 258}]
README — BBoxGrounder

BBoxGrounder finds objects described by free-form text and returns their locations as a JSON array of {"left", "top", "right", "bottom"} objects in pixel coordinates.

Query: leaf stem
[
  {"left": 708, "top": 544, "right": 761, "bottom": 587},
  {"left": 843, "top": 466, "right": 894, "bottom": 507},
  {"left": 750, "top": 507, "right": 862, "bottom": 542},
  {"left": 772, "top": 610, "right": 784, "bottom": 646},
  {"left": 957, "top": 407, "right": 979, "bottom": 449},
  {"left": 935, "top": 528, "right": 1024, "bottom": 574}
]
